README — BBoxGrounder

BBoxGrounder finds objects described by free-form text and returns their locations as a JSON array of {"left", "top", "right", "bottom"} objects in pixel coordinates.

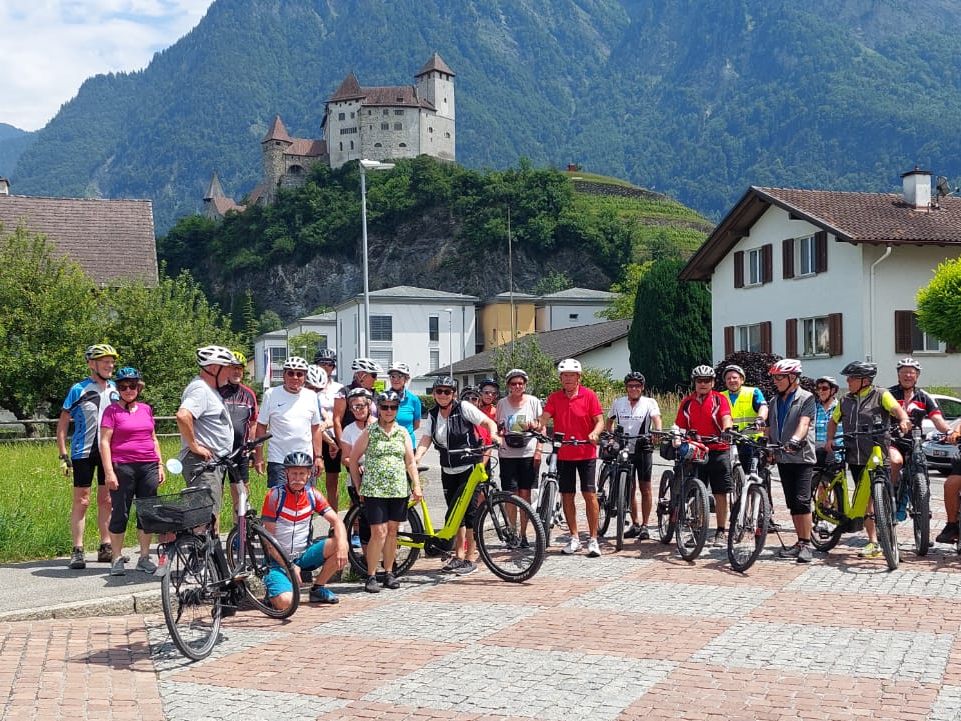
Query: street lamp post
[
  {"left": 443, "top": 308, "right": 454, "bottom": 373},
  {"left": 358, "top": 158, "right": 396, "bottom": 357}
]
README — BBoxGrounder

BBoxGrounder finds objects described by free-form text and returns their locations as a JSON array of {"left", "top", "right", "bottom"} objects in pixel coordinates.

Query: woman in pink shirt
[{"left": 99, "top": 367, "right": 165, "bottom": 576}]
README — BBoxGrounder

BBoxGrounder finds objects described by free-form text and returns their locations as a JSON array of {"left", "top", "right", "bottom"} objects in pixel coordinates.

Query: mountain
[
  {"left": 0, "top": 124, "right": 35, "bottom": 178},
  {"left": 11, "top": 0, "right": 961, "bottom": 231}
]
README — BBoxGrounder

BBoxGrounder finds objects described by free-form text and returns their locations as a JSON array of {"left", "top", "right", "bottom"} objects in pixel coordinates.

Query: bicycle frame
[{"left": 815, "top": 441, "right": 885, "bottom": 525}]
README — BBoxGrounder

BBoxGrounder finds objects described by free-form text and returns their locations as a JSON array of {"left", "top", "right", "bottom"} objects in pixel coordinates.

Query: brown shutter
[
  {"left": 828, "top": 313, "right": 843, "bottom": 356},
  {"left": 734, "top": 251, "right": 744, "bottom": 288},
  {"left": 761, "top": 244, "right": 773, "bottom": 284},
  {"left": 894, "top": 310, "right": 913, "bottom": 353},
  {"left": 760, "top": 321, "right": 772, "bottom": 354},
  {"left": 814, "top": 231, "right": 828, "bottom": 273},
  {"left": 724, "top": 326, "right": 735, "bottom": 356},
  {"left": 785, "top": 318, "right": 798, "bottom": 357},
  {"left": 782, "top": 239, "right": 795, "bottom": 279}
]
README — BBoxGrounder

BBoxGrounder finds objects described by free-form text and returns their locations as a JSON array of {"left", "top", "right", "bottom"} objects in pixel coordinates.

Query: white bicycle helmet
[
  {"left": 388, "top": 362, "right": 411, "bottom": 376},
  {"left": 723, "top": 364, "right": 745, "bottom": 379},
  {"left": 283, "top": 356, "right": 310, "bottom": 371},
  {"left": 350, "top": 357, "right": 384, "bottom": 374},
  {"left": 306, "top": 364, "right": 328, "bottom": 388},
  {"left": 197, "top": 345, "right": 237, "bottom": 367},
  {"left": 505, "top": 368, "right": 528, "bottom": 383},
  {"left": 769, "top": 358, "right": 803, "bottom": 376},
  {"left": 557, "top": 358, "right": 582, "bottom": 374},
  {"left": 690, "top": 364, "right": 716, "bottom": 379},
  {"left": 896, "top": 357, "right": 922, "bottom": 372}
]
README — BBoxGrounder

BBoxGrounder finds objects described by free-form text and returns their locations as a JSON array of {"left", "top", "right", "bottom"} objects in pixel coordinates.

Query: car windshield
[{"left": 937, "top": 397, "right": 961, "bottom": 421}]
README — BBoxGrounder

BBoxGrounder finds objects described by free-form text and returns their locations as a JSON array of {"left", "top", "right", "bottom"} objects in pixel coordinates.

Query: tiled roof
[
  {"left": 539, "top": 287, "right": 616, "bottom": 301},
  {"left": 0, "top": 195, "right": 158, "bottom": 286},
  {"left": 286, "top": 139, "right": 327, "bottom": 157},
  {"left": 262, "top": 115, "right": 292, "bottom": 143},
  {"left": 415, "top": 52, "right": 455, "bottom": 78},
  {"left": 485, "top": 291, "right": 540, "bottom": 302},
  {"left": 247, "top": 183, "right": 266, "bottom": 205},
  {"left": 681, "top": 185, "right": 961, "bottom": 281},
  {"left": 361, "top": 85, "right": 425, "bottom": 108},
  {"left": 203, "top": 172, "right": 225, "bottom": 200},
  {"left": 434, "top": 319, "right": 631, "bottom": 375},
  {"left": 329, "top": 73, "right": 364, "bottom": 102},
  {"left": 296, "top": 311, "right": 336, "bottom": 322},
  {"left": 208, "top": 196, "right": 243, "bottom": 216}
]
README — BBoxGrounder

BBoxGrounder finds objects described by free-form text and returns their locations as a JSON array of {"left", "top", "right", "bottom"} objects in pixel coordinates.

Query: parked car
[{"left": 921, "top": 394, "right": 961, "bottom": 474}]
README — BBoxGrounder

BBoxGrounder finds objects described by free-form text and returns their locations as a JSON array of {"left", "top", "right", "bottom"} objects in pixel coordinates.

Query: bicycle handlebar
[
  {"left": 448, "top": 443, "right": 501, "bottom": 455},
  {"left": 195, "top": 433, "right": 272, "bottom": 476}
]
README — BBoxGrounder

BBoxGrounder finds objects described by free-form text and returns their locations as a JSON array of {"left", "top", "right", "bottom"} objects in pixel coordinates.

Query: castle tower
[
  {"left": 325, "top": 73, "right": 365, "bottom": 169},
  {"left": 261, "top": 115, "right": 293, "bottom": 204},
  {"left": 414, "top": 53, "right": 455, "bottom": 161}
]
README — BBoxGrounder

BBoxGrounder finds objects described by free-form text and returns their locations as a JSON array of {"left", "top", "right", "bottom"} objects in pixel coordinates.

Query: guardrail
[{"left": 0, "top": 416, "right": 182, "bottom": 443}]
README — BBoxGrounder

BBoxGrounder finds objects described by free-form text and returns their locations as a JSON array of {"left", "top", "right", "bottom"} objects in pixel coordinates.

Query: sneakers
[
  {"left": 936, "top": 523, "right": 960, "bottom": 544},
  {"left": 452, "top": 560, "right": 477, "bottom": 576},
  {"left": 364, "top": 576, "right": 381, "bottom": 593},
  {"left": 109, "top": 557, "right": 126, "bottom": 576},
  {"left": 382, "top": 572, "right": 401, "bottom": 589},
  {"left": 135, "top": 556, "right": 157, "bottom": 574},
  {"left": 624, "top": 524, "right": 642, "bottom": 539},
  {"left": 586, "top": 538, "right": 601, "bottom": 558},
  {"left": 69, "top": 547, "right": 86, "bottom": 570},
  {"left": 713, "top": 529, "right": 727, "bottom": 548},
  {"left": 778, "top": 542, "right": 800, "bottom": 559},
  {"left": 636, "top": 525, "right": 650, "bottom": 541},
  {"left": 309, "top": 585, "right": 339, "bottom": 604},
  {"left": 796, "top": 543, "right": 813, "bottom": 563},
  {"left": 519, "top": 537, "right": 531, "bottom": 549},
  {"left": 97, "top": 543, "right": 112, "bottom": 563},
  {"left": 562, "top": 536, "right": 582, "bottom": 555},
  {"left": 859, "top": 541, "right": 882, "bottom": 559},
  {"left": 441, "top": 556, "right": 460, "bottom": 572}
]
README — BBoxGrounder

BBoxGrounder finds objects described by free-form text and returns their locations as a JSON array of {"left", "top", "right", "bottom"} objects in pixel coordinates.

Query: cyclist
[
  {"left": 537, "top": 359, "right": 605, "bottom": 558},
  {"left": 219, "top": 350, "right": 259, "bottom": 517},
  {"left": 496, "top": 369, "right": 543, "bottom": 545},
  {"left": 332, "top": 358, "right": 382, "bottom": 453},
  {"left": 606, "top": 372, "right": 662, "bottom": 541},
  {"left": 387, "top": 362, "right": 422, "bottom": 446},
  {"left": 721, "top": 364, "right": 768, "bottom": 472},
  {"left": 348, "top": 391, "right": 423, "bottom": 593},
  {"left": 766, "top": 359, "right": 816, "bottom": 563},
  {"left": 888, "top": 358, "right": 950, "bottom": 492},
  {"left": 100, "top": 367, "right": 165, "bottom": 576},
  {"left": 57, "top": 343, "right": 120, "bottom": 569},
  {"left": 814, "top": 376, "right": 843, "bottom": 464},
  {"left": 261, "top": 451, "right": 348, "bottom": 608},
  {"left": 673, "top": 365, "right": 734, "bottom": 547},
  {"left": 314, "top": 350, "right": 345, "bottom": 511},
  {"left": 415, "top": 376, "right": 500, "bottom": 574},
  {"left": 175, "top": 345, "right": 236, "bottom": 527},
  {"left": 936, "top": 425, "right": 961, "bottom": 544},
  {"left": 253, "top": 357, "right": 324, "bottom": 489},
  {"left": 825, "top": 361, "right": 911, "bottom": 559}
]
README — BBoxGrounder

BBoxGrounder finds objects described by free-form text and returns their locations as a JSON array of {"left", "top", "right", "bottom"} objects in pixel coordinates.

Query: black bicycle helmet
[
  {"left": 624, "top": 371, "right": 646, "bottom": 385},
  {"left": 346, "top": 387, "right": 373, "bottom": 402},
  {"left": 461, "top": 386, "right": 480, "bottom": 402},
  {"left": 431, "top": 376, "right": 457, "bottom": 391},
  {"left": 283, "top": 451, "right": 313, "bottom": 467},
  {"left": 479, "top": 377, "right": 499, "bottom": 390},
  {"left": 314, "top": 348, "right": 337, "bottom": 364},
  {"left": 840, "top": 361, "right": 877, "bottom": 379},
  {"left": 377, "top": 390, "right": 402, "bottom": 405}
]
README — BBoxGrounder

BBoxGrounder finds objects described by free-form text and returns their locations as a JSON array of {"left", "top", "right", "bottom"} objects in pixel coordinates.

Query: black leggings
[
  {"left": 442, "top": 467, "right": 477, "bottom": 528},
  {"left": 777, "top": 463, "right": 813, "bottom": 516}
]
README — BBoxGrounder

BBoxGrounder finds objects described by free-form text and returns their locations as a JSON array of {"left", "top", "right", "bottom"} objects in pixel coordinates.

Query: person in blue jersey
[{"left": 387, "top": 362, "right": 422, "bottom": 446}]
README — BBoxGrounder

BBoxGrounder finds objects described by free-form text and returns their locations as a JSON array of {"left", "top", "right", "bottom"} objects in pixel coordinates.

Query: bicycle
[
  {"left": 343, "top": 444, "right": 547, "bottom": 582},
  {"left": 891, "top": 426, "right": 931, "bottom": 556},
  {"left": 810, "top": 428, "right": 900, "bottom": 570},
  {"left": 597, "top": 427, "right": 650, "bottom": 551},
  {"left": 136, "top": 435, "right": 299, "bottom": 661},
  {"left": 654, "top": 430, "right": 712, "bottom": 561},
  {"left": 725, "top": 431, "right": 785, "bottom": 572},
  {"left": 528, "top": 432, "right": 592, "bottom": 548}
]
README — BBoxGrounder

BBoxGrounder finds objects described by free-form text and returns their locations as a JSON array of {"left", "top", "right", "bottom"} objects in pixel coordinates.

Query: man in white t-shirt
[
  {"left": 606, "top": 372, "right": 662, "bottom": 541},
  {"left": 253, "top": 357, "right": 323, "bottom": 488}
]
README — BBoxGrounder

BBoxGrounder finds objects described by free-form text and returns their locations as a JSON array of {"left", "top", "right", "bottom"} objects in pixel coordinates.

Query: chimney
[
  {"left": 901, "top": 167, "right": 931, "bottom": 209},
  {"left": 0, "top": 178, "right": 8, "bottom": 196}
]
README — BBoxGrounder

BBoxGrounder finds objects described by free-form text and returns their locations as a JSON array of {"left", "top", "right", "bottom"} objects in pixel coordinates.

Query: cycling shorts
[
  {"left": 364, "top": 496, "right": 408, "bottom": 525},
  {"left": 72, "top": 446, "right": 106, "bottom": 488},
  {"left": 558, "top": 459, "right": 597, "bottom": 494},
  {"left": 264, "top": 538, "right": 327, "bottom": 598},
  {"left": 500, "top": 457, "right": 538, "bottom": 492},
  {"left": 696, "top": 450, "right": 732, "bottom": 494}
]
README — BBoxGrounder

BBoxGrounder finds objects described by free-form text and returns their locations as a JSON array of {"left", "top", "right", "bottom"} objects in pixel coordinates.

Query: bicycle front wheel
[
  {"left": 810, "top": 471, "right": 844, "bottom": 552},
  {"left": 475, "top": 493, "right": 545, "bottom": 582},
  {"left": 614, "top": 467, "right": 630, "bottom": 552},
  {"left": 911, "top": 471, "right": 931, "bottom": 557},
  {"left": 872, "top": 479, "right": 900, "bottom": 571},
  {"left": 675, "top": 477, "right": 710, "bottom": 561},
  {"left": 596, "top": 463, "right": 614, "bottom": 536},
  {"left": 231, "top": 523, "right": 300, "bottom": 619},
  {"left": 343, "top": 502, "right": 423, "bottom": 578},
  {"left": 727, "top": 483, "right": 769, "bottom": 572},
  {"left": 161, "top": 534, "right": 222, "bottom": 661},
  {"left": 656, "top": 469, "right": 675, "bottom": 544}
]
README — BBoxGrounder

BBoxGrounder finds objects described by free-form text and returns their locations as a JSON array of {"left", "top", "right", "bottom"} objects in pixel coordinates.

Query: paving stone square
[
  {"left": 564, "top": 579, "right": 775, "bottom": 616},
  {"left": 786, "top": 564, "right": 961, "bottom": 598},
  {"left": 159, "top": 681, "right": 346, "bottom": 721}
]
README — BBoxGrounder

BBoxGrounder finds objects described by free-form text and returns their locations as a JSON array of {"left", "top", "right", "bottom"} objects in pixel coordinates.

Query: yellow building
[{"left": 476, "top": 292, "right": 537, "bottom": 351}]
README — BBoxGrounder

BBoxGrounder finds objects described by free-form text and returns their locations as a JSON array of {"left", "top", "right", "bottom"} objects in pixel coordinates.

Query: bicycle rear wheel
[
  {"left": 161, "top": 534, "right": 222, "bottom": 661},
  {"left": 872, "top": 479, "right": 900, "bottom": 571},
  {"left": 911, "top": 471, "right": 931, "bottom": 557},
  {"left": 596, "top": 463, "right": 614, "bottom": 536},
  {"left": 810, "top": 471, "right": 844, "bottom": 552},
  {"left": 475, "top": 492, "right": 545, "bottom": 582},
  {"left": 615, "top": 468, "right": 630, "bottom": 552},
  {"left": 656, "top": 469, "right": 675, "bottom": 544},
  {"left": 343, "top": 502, "right": 423, "bottom": 578},
  {"left": 536, "top": 479, "right": 559, "bottom": 547},
  {"left": 676, "top": 477, "right": 710, "bottom": 561},
  {"left": 227, "top": 523, "right": 300, "bottom": 619},
  {"left": 727, "top": 483, "right": 769, "bottom": 572}
]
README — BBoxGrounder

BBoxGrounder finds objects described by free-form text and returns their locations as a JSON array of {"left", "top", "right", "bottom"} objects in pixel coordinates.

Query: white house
[
  {"left": 253, "top": 312, "right": 337, "bottom": 387},
  {"left": 334, "top": 285, "right": 479, "bottom": 393},
  {"left": 679, "top": 169, "right": 961, "bottom": 387},
  {"left": 535, "top": 288, "right": 616, "bottom": 332}
]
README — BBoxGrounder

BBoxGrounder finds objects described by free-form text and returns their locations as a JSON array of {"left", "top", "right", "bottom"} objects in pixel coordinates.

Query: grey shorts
[{"left": 181, "top": 452, "right": 226, "bottom": 516}]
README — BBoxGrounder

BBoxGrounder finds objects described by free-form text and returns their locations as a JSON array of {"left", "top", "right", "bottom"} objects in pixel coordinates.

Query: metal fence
[{"left": 0, "top": 416, "right": 182, "bottom": 443}]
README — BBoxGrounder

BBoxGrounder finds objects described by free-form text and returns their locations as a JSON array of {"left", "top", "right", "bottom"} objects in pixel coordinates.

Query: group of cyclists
[{"left": 57, "top": 339, "right": 961, "bottom": 602}]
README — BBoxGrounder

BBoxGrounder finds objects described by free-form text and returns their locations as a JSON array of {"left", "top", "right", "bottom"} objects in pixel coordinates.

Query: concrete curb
[{"left": 0, "top": 589, "right": 161, "bottom": 622}]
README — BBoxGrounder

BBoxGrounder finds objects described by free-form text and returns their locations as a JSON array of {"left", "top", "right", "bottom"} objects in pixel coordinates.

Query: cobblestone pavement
[{"left": 5, "top": 471, "right": 961, "bottom": 720}]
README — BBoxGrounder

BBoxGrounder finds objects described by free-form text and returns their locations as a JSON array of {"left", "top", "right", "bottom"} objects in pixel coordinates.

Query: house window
[
  {"left": 801, "top": 316, "right": 830, "bottom": 356},
  {"left": 269, "top": 346, "right": 287, "bottom": 383},
  {"left": 895, "top": 310, "right": 945, "bottom": 353},
  {"left": 393, "top": 122, "right": 402, "bottom": 130},
  {"left": 429, "top": 315, "right": 439, "bottom": 342},
  {"left": 338, "top": 112, "right": 345, "bottom": 121},
  {"left": 394, "top": 109, "right": 404, "bottom": 116},
  {"left": 569, "top": 313, "right": 579, "bottom": 320},
  {"left": 429, "top": 127, "right": 433, "bottom": 133},
  {"left": 374, "top": 142, "right": 382, "bottom": 148},
  {"left": 747, "top": 248, "right": 763, "bottom": 286},
  {"left": 429, "top": 348, "right": 440, "bottom": 371},
  {"left": 736, "top": 323, "right": 764, "bottom": 353},
  {"left": 399, "top": 142, "right": 407, "bottom": 147},
  {"left": 350, "top": 111, "right": 355, "bottom": 119},
  {"left": 734, "top": 245, "right": 772, "bottom": 288},
  {"left": 350, "top": 140, "right": 354, "bottom": 150},
  {"left": 370, "top": 315, "right": 392, "bottom": 342},
  {"left": 370, "top": 349, "right": 392, "bottom": 369},
  {"left": 797, "top": 235, "right": 816, "bottom": 276},
  {"left": 383, "top": 109, "right": 390, "bottom": 116},
  {"left": 381, "top": 122, "right": 389, "bottom": 130},
  {"left": 445, "top": 132, "right": 451, "bottom": 138}
]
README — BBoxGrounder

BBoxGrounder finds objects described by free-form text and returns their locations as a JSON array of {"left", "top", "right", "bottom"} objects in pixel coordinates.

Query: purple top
[{"left": 101, "top": 402, "right": 160, "bottom": 464}]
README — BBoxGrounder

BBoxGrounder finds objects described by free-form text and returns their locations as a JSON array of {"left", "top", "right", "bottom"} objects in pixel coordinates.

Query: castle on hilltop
[{"left": 204, "top": 53, "right": 455, "bottom": 217}]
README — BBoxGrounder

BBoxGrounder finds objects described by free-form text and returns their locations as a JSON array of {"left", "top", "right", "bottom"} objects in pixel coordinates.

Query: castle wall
[
  {"left": 326, "top": 98, "right": 362, "bottom": 168},
  {"left": 359, "top": 106, "right": 421, "bottom": 161},
  {"left": 418, "top": 111, "right": 455, "bottom": 161}
]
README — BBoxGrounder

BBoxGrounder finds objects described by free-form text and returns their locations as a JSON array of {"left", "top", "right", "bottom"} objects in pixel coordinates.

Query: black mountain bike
[
  {"left": 655, "top": 430, "right": 712, "bottom": 561},
  {"left": 597, "top": 427, "right": 650, "bottom": 551},
  {"left": 892, "top": 426, "right": 932, "bottom": 557}
]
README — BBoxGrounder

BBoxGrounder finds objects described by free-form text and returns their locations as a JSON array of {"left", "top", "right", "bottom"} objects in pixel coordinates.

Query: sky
[{"left": 1, "top": 1, "right": 214, "bottom": 131}]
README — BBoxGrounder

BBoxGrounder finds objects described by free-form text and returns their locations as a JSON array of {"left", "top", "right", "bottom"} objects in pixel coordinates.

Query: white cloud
[{"left": 0, "top": 1, "right": 213, "bottom": 131}]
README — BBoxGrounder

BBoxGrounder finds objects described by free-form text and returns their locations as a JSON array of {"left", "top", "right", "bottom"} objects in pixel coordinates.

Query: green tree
[
  {"left": 156, "top": 214, "right": 217, "bottom": 277},
  {"left": 241, "top": 289, "right": 259, "bottom": 353},
  {"left": 259, "top": 310, "right": 284, "bottom": 334},
  {"left": 600, "top": 261, "right": 652, "bottom": 320},
  {"left": 288, "top": 331, "right": 325, "bottom": 361},
  {"left": 531, "top": 270, "right": 573, "bottom": 296},
  {"left": 628, "top": 259, "right": 711, "bottom": 393},
  {"left": 491, "top": 335, "right": 558, "bottom": 399},
  {"left": 0, "top": 225, "right": 99, "bottom": 421},
  {"left": 917, "top": 258, "right": 961, "bottom": 349}
]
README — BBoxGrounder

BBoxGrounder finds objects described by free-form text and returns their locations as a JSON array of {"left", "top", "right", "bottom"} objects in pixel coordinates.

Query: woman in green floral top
[{"left": 348, "top": 390, "right": 422, "bottom": 593}]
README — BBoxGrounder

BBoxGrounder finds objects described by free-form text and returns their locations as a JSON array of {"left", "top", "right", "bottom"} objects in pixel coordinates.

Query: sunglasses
[
  {"left": 388, "top": 372, "right": 407, "bottom": 379},
  {"left": 771, "top": 374, "right": 788, "bottom": 381},
  {"left": 433, "top": 388, "right": 453, "bottom": 396},
  {"left": 350, "top": 403, "right": 368, "bottom": 411},
  {"left": 817, "top": 385, "right": 832, "bottom": 391},
  {"left": 379, "top": 404, "right": 399, "bottom": 411},
  {"left": 117, "top": 382, "right": 139, "bottom": 391},
  {"left": 508, "top": 381, "right": 526, "bottom": 387},
  {"left": 694, "top": 378, "right": 713, "bottom": 384},
  {"left": 285, "top": 370, "right": 305, "bottom": 378}
]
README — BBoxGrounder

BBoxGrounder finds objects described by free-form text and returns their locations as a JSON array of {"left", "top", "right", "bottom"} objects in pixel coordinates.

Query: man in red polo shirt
[
  {"left": 538, "top": 359, "right": 605, "bottom": 557},
  {"left": 674, "top": 364, "right": 734, "bottom": 547}
]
